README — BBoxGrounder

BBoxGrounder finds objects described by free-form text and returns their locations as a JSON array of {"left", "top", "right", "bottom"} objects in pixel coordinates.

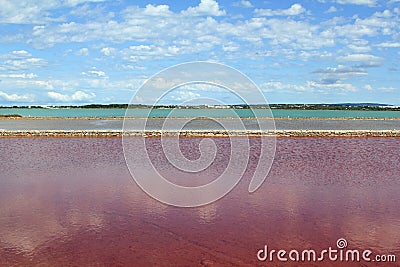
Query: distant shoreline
[{"left": 1, "top": 103, "right": 400, "bottom": 111}]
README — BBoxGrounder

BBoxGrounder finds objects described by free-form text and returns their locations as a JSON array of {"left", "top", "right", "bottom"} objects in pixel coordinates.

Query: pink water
[{"left": 0, "top": 137, "right": 399, "bottom": 266}]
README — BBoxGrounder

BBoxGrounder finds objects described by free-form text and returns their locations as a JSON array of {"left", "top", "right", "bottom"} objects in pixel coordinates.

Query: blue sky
[{"left": 0, "top": 0, "right": 399, "bottom": 105}]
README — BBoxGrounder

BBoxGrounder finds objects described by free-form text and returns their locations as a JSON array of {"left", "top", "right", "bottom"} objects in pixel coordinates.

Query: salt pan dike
[{"left": 0, "top": 117, "right": 399, "bottom": 137}]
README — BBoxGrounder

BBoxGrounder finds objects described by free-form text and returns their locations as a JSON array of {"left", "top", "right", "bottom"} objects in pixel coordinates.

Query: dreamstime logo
[
  {"left": 122, "top": 62, "right": 276, "bottom": 207},
  {"left": 257, "top": 238, "right": 397, "bottom": 263},
  {"left": 336, "top": 238, "right": 348, "bottom": 249}
]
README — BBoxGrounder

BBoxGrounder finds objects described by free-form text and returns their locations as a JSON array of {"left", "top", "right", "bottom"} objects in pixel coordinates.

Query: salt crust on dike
[{"left": 1, "top": 117, "right": 399, "bottom": 137}]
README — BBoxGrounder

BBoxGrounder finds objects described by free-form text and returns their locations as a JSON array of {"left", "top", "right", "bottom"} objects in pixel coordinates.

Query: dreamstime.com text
[{"left": 257, "top": 238, "right": 396, "bottom": 263}]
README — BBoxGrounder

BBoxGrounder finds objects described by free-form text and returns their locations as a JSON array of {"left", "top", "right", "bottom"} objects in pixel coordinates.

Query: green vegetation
[
  {"left": 0, "top": 114, "right": 23, "bottom": 118},
  {"left": 267, "top": 104, "right": 400, "bottom": 111}
]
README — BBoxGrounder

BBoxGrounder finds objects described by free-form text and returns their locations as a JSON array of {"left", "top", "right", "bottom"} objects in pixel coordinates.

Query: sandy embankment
[{"left": 1, "top": 117, "right": 399, "bottom": 137}]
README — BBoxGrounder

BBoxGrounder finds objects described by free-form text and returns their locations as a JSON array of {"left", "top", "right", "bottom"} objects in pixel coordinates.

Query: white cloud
[
  {"left": 47, "top": 91, "right": 95, "bottom": 102},
  {"left": 320, "top": 0, "right": 376, "bottom": 6},
  {"left": 313, "top": 65, "right": 368, "bottom": 81},
  {"left": 325, "top": 6, "right": 338, "bottom": 13},
  {"left": 0, "top": 50, "right": 47, "bottom": 71},
  {"left": 182, "top": 0, "right": 226, "bottom": 16},
  {"left": 325, "top": 10, "right": 398, "bottom": 42},
  {"left": 26, "top": 3, "right": 335, "bottom": 54},
  {"left": 81, "top": 70, "right": 107, "bottom": 78},
  {"left": 261, "top": 80, "right": 357, "bottom": 93},
  {"left": 47, "top": 92, "right": 71, "bottom": 102},
  {"left": 260, "top": 81, "right": 314, "bottom": 93},
  {"left": 222, "top": 43, "right": 240, "bottom": 52},
  {"left": 69, "top": 1, "right": 112, "bottom": 19},
  {"left": 169, "top": 91, "right": 201, "bottom": 102},
  {"left": 339, "top": 53, "right": 372, "bottom": 62},
  {"left": 376, "top": 42, "right": 400, "bottom": 48},
  {"left": 0, "top": 73, "right": 37, "bottom": 79},
  {"left": 310, "top": 81, "right": 357, "bottom": 92},
  {"left": 377, "top": 86, "right": 397, "bottom": 92},
  {"left": 71, "top": 90, "right": 95, "bottom": 101},
  {"left": 0, "top": 76, "right": 54, "bottom": 91},
  {"left": 118, "top": 43, "right": 216, "bottom": 62},
  {"left": 147, "top": 77, "right": 183, "bottom": 89},
  {"left": 337, "top": 53, "right": 383, "bottom": 67},
  {"left": 0, "top": 33, "right": 24, "bottom": 43},
  {"left": 347, "top": 44, "right": 371, "bottom": 53},
  {"left": 32, "top": 80, "right": 54, "bottom": 90},
  {"left": 364, "top": 84, "right": 373, "bottom": 90},
  {"left": 142, "top": 4, "right": 172, "bottom": 16},
  {"left": 64, "top": 0, "right": 106, "bottom": 7},
  {"left": 330, "top": 24, "right": 376, "bottom": 39},
  {"left": 9, "top": 50, "right": 31, "bottom": 58},
  {"left": 233, "top": 0, "right": 253, "bottom": 8},
  {"left": 0, "top": 91, "right": 34, "bottom": 102},
  {"left": 334, "top": 0, "right": 376, "bottom": 6},
  {"left": 100, "top": 47, "right": 117, "bottom": 56},
  {"left": 262, "top": 19, "right": 335, "bottom": 50},
  {"left": 0, "top": 0, "right": 107, "bottom": 24},
  {"left": 76, "top": 47, "right": 89, "bottom": 56},
  {"left": 255, "top": 4, "right": 306, "bottom": 17},
  {"left": 312, "top": 65, "right": 367, "bottom": 87}
]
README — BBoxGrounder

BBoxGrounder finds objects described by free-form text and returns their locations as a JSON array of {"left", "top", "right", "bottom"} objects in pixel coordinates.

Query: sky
[{"left": 0, "top": 0, "right": 399, "bottom": 105}]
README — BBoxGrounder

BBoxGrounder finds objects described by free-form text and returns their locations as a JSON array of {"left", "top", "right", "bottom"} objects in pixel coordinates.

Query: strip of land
[{"left": 1, "top": 117, "right": 399, "bottom": 137}]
